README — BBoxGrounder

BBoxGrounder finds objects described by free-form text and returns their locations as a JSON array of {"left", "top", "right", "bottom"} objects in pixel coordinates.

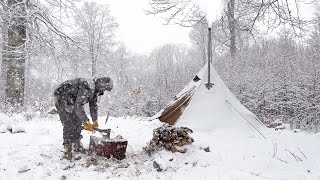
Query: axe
[{"left": 93, "top": 128, "right": 111, "bottom": 139}]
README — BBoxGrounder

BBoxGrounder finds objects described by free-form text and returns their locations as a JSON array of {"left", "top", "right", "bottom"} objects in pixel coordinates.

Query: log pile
[{"left": 144, "top": 124, "right": 194, "bottom": 154}]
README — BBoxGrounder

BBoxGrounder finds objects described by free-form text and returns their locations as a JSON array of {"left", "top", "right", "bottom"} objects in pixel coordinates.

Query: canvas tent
[{"left": 153, "top": 63, "right": 265, "bottom": 132}]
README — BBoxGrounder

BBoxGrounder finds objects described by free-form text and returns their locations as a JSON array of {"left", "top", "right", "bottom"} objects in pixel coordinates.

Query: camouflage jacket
[{"left": 54, "top": 78, "right": 98, "bottom": 122}]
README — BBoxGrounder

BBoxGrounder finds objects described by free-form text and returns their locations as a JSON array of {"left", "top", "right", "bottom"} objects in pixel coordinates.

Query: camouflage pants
[{"left": 54, "top": 97, "right": 82, "bottom": 145}]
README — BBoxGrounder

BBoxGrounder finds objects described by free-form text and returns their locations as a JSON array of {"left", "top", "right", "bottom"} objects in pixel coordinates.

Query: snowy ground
[{"left": 1, "top": 113, "right": 320, "bottom": 180}]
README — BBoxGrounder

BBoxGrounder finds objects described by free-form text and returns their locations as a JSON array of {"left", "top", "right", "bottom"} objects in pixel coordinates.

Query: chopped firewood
[{"left": 144, "top": 124, "right": 194, "bottom": 154}]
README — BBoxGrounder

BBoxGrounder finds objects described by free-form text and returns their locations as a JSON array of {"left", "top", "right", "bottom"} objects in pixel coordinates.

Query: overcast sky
[
  {"left": 94, "top": 0, "right": 191, "bottom": 54},
  {"left": 94, "top": 0, "right": 315, "bottom": 55}
]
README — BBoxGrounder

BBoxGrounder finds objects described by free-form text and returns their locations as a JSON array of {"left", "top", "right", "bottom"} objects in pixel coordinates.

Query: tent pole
[{"left": 206, "top": 27, "right": 213, "bottom": 89}]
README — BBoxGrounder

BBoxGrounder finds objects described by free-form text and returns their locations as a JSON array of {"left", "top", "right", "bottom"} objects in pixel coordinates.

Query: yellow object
[
  {"left": 93, "top": 121, "right": 99, "bottom": 129},
  {"left": 83, "top": 121, "right": 93, "bottom": 131}
]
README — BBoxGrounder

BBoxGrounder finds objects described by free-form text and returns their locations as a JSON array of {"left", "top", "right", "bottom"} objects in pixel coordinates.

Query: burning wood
[{"left": 144, "top": 124, "right": 194, "bottom": 154}]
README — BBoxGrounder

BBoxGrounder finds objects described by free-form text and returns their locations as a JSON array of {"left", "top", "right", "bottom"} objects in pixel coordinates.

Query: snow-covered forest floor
[{"left": 1, "top": 113, "right": 320, "bottom": 180}]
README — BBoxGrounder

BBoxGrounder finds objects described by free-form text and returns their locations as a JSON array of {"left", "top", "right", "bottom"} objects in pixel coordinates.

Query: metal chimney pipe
[{"left": 206, "top": 27, "right": 213, "bottom": 89}]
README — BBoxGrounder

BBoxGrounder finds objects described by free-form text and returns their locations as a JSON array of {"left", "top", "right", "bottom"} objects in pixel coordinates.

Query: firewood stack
[{"left": 144, "top": 124, "right": 194, "bottom": 154}]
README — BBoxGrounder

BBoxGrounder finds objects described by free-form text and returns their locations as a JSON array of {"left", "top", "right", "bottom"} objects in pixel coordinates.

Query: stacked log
[{"left": 145, "top": 124, "right": 194, "bottom": 154}]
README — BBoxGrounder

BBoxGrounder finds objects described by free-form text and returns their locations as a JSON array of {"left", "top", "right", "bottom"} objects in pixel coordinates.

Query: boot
[
  {"left": 63, "top": 144, "right": 73, "bottom": 160},
  {"left": 73, "top": 140, "right": 87, "bottom": 154}
]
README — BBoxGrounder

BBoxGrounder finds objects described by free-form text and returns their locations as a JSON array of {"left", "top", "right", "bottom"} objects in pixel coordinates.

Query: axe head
[{"left": 93, "top": 128, "right": 111, "bottom": 139}]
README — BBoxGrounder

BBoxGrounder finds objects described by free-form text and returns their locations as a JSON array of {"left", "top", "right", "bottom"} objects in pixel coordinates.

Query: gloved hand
[
  {"left": 83, "top": 121, "right": 93, "bottom": 131},
  {"left": 92, "top": 121, "right": 99, "bottom": 129}
]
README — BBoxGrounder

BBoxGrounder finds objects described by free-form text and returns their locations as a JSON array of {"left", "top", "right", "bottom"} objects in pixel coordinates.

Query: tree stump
[{"left": 89, "top": 136, "right": 128, "bottom": 160}]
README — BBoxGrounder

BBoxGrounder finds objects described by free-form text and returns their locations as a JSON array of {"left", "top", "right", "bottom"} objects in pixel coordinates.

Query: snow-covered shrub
[{"left": 11, "top": 124, "right": 26, "bottom": 133}]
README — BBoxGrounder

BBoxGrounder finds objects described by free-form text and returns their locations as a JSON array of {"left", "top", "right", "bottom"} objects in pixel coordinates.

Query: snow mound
[
  {"left": 0, "top": 123, "right": 26, "bottom": 133},
  {"left": 0, "top": 113, "right": 11, "bottom": 125},
  {"left": 0, "top": 124, "right": 7, "bottom": 133},
  {"left": 12, "top": 124, "right": 26, "bottom": 133}
]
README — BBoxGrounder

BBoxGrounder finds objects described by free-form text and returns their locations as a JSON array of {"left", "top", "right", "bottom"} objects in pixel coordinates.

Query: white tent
[{"left": 153, "top": 63, "right": 265, "bottom": 134}]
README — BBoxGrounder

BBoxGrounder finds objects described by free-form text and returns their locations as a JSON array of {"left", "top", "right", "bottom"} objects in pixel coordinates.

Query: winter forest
[
  {"left": 1, "top": 0, "right": 319, "bottom": 131},
  {"left": 3, "top": 0, "right": 320, "bottom": 179}
]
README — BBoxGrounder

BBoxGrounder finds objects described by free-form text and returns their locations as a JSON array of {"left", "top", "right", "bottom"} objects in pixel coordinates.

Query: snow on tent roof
[{"left": 153, "top": 63, "right": 265, "bottom": 133}]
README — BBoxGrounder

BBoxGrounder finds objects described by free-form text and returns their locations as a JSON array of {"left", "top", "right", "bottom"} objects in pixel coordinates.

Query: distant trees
[
  {"left": 111, "top": 43, "right": 130, "bottom": 86},
  {"left": 145, "top": 43, "right": 200, "bottom": 115},
  {"left": 108, "top": 43, "right": 198, "bottom": 117}
]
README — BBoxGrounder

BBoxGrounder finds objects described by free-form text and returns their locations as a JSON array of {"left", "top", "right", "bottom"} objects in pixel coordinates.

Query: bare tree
[
  {"left": 147, "top": 0, "right": 203, "bottom": 27},
  {"left": 227, "top": 0, "right": 236, "bottom": 59},
  {"left": 73, "top": 2, "right": 118, "bottom": 77},
  {"left": 111, "top": 43, "right": 130, "bottom": 86},
  {"left": 189, "top": 18, "right": 208, "bottom": 65},
  {"left": 148, "top": 0, "right": 304, "bottom": 59}
]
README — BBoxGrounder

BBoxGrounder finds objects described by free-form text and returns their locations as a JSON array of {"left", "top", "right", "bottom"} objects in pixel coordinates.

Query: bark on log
[
  {"left": 145, "top": 124, "right": 194, "bottom": 154},
  {"left": 89, "top": 136, "right": 128, "bottom": 160}
]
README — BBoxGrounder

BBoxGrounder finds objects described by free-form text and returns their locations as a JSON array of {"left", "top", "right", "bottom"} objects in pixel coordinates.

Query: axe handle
[{"left": 82, "top": 126, "right": 110, "bottom": 132}]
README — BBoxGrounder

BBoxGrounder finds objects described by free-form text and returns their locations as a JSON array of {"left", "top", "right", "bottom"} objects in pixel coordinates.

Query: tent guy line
[{"left": 225, "top": 100, "right": 267, "bottom": 139}]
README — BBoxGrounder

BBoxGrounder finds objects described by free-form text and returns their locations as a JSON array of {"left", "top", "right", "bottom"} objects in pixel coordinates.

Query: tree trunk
[
  {"left": 1, "top": 0, "right": 9, "bottom": 110},
  {"left": 227, "top": 0, "right": 236, "bottom": 60},
  {"left": 90, "top": 41, "right": 96, "bottom": 77},
  {"left": 3, "top": 0, "right": 27, "bottom": 112}
]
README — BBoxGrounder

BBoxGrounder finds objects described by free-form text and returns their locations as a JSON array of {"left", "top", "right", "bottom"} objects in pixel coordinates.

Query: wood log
[
  {"left": 145, "top": 124, "right": 194, "bottom": 154},
  {"left": 89, "top": 136, "right": 128, "bottom": 160}
]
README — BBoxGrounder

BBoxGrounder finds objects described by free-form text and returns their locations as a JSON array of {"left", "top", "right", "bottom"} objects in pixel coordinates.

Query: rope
[{"left": 226, "top": 100, "right": 267, "bottom": 139}]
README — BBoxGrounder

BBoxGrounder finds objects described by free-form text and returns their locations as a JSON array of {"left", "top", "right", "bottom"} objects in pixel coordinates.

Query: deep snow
[{"left": 1, "top": 113, "right": 320, "bottom": 180}]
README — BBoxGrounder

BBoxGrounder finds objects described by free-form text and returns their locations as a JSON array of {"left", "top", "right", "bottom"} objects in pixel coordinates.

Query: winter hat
[{"left": 95, "top": 77, "right": 113, "bottom": 92}]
